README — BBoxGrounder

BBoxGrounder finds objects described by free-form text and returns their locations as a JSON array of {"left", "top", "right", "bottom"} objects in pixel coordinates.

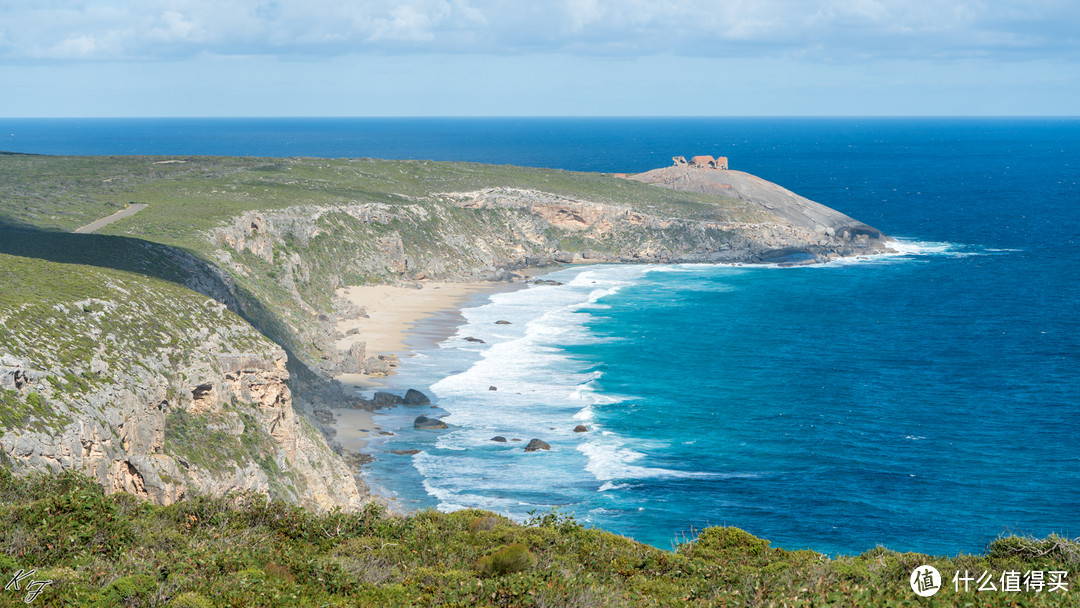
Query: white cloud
[{"left": 0, "top": 0, "right": 1076, "bottom": 61}]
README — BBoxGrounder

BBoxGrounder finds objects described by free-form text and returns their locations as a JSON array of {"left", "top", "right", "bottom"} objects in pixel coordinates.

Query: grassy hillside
[
  {"left": 0, "top": 470, "right": 1075, "bottom": 607},
  {"left": 0, "top": 154, "right": 756, "bottom": 249}
]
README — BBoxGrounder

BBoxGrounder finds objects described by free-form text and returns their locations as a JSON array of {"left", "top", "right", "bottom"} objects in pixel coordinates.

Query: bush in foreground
[{"left": 0, "top": 468, "right": 1076, "bottom": 607}]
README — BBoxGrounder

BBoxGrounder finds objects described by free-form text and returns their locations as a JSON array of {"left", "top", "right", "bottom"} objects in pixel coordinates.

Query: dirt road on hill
[{"left": 72, "top": 203, "right": 148, "bottom": 234}]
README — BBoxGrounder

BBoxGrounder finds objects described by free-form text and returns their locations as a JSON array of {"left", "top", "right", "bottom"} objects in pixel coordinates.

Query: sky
[{"left": 1, "top": 0, "right": 1077, "bottom": 117}]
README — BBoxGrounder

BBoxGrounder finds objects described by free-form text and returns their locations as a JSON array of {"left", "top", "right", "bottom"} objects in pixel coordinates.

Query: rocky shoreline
[{"left": 1, "top": 154, "right": 893, "bottom": 514}]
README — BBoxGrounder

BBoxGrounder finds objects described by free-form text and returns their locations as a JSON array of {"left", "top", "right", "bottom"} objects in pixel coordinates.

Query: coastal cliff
[
  {"left": 0, "top": 153, "right": 892, "bottom": 508},
  {"left": 0, "top": 254, "right": 365, "bottom": 511}
]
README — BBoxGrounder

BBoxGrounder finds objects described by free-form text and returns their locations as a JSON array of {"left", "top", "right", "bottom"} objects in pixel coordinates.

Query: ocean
[{"left": 4, "top": 117, "right": 1078, "bottom": 556}]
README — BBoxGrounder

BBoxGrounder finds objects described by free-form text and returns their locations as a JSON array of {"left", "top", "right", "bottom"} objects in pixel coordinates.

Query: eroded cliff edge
[{"left": 0, "top": 255, "right": 365, "bottom": 511}]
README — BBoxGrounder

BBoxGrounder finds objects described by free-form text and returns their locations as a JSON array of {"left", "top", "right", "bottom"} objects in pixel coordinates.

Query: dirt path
[{"left": 72, "top": 203, "right": 148, "bottom": 234}]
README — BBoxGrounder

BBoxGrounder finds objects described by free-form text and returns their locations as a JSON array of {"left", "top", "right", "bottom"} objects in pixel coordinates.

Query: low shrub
[{"left": 475, "top": 543, "right": 537, "bottom": 577}]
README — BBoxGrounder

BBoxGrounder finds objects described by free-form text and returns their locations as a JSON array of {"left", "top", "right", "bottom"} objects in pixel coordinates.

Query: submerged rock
[
  {"left": 524, "top": 438, "right": 550, "bottom": 452},
  {"left": 464, "top": 336, "right": 486, "bottom": 343},
  {"left": 390, "top": 449, "right": 421, "bottom": 455},
  {"left": 573, "top": 425, "right": 588, "bottom": 433},
  {"left": 491, "top": 436, "right": 508, "bottom": 443},
  {"left": 414, "top": 415, "right": 448, "bottom": 430},
  {"left": 495, "top": 320, "right": 512, "bottom": 325}
]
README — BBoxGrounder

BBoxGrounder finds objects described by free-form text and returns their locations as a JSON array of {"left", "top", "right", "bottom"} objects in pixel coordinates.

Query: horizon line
[{"left": 3, "top": 115, "right": 1080, "bottom": 120}]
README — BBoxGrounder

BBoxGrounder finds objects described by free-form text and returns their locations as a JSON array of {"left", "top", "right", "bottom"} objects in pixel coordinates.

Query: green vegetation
[
  {"left": 0, "top": 154, "right": 754, "bottom": 249},
  {"left": 0, "top": 470, "right": 1075, "bottom": 607},
  {"left": 163, "top": 408, "right": 298, "bottom": 502},
  {"left": 0, "top": 388, "right": 68, "bottom": 432}
]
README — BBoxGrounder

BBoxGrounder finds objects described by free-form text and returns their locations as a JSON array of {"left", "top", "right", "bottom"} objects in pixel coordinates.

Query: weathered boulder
[
  {"left": 363, "top": 354, "right": 399, "bottom": 375},
  {"left": 335, "top": 342, "right": 367, "bottom": 374},
  {"left": 524, "top": 438, "right": 550, "bottom": 452},
  {"left": 372, "top": 392, "right": 404, "bottom": 406},
  {"left": 573, "top": 425, "right": 588, "bottom": 433},
  {"left": 402, "top": 389, "right": 431, "bottom": 405},
  {"left": 414, "top": 415, "right": 448, "bottom": 430}
]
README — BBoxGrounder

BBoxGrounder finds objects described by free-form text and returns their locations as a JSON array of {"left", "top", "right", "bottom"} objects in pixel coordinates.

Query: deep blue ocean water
[{"left": 4, "top": 117, "right": 1078, "bottom": 556}]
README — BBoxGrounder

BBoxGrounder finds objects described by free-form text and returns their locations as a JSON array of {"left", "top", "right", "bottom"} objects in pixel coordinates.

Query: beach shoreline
[{"left": 326, "top": 271, "right": 553, "bottom": 463}]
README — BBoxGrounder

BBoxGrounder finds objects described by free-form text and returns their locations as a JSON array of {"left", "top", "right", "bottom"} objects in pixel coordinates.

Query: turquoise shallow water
[
  {"left": 367, "top": 244, "right": 1080, "bottom": 556},
  {"left": 5, "top": 117, "right": 1078, "bottom": 555}
]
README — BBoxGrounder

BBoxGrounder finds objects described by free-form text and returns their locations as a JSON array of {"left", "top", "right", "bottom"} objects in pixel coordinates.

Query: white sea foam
[
  {"left": 802, "top": 237, "right": 987, "bottom": 268},
  {"left": 403, "top": 263, "right": 763, "bottom": 514},
  {"left": 409, "top": 265, "right": 655, "bottom": 512},
  {"left": 577, "top": 442, "right": 717, "bottom": 482}
]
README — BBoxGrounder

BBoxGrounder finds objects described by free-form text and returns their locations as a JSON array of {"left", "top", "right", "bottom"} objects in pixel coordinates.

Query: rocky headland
[{"left": 0, "top": 153, "right": 894, "bottom": 511}]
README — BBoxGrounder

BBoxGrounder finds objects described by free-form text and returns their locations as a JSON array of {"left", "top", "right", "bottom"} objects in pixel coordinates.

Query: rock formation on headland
[
  {"left": 630, "top": 156, "right": 889, "bottom": 262},
  {"left": 673, "top": 155, "right": 729, "bottom": 170}
]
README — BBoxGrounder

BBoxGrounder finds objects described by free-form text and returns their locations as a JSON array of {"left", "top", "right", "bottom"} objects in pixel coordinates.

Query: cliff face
[
  {"left": 202, "top": 180, "right": 893, "bottom": 376},
  {"left": 0, "top": 254, "right": 365, "bottom": 511}
]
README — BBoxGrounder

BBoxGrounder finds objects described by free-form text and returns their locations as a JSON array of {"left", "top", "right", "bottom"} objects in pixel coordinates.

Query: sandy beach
[
  {"left": 327, "top": 407, "right": 377, "bottom": 452},
  {"left": 336, "top": 282, "right": 497, "bottom": 357},
  {"left": 330, "top": 280, "right": 523, "bottom": 450}
]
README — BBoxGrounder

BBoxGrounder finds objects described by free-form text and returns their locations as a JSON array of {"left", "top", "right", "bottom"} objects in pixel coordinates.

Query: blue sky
[{"left": 1, "top": 0, "right": 1077, "bottom": 117}]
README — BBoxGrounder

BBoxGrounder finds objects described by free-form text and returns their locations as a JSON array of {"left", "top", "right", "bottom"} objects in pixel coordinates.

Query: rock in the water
[
  {"left": 488, "top": 386, "right": 497, "bottom": 391},
  {"left": 414, "top": 415, "right": 448, "bottom": 430},
  {"left": 524, "top": 438, "right": 550, "bottom": 452},
  {"left": 402, "top": 388, "right": 431, "bottom": 405},
  {"left": 510, "top": 438, "right": 522, "bottom": 442},
  {"left": 464, "top": 336, "right": 486, "bottom": 343},
  {"left": 573, "top": 425, "right": 588, "bottom": 433},
  {"left": 529, "top": 279, "right": 564, "bottom": 286},
  {"left": 495, "top": 320, "right": 512, "bottom": 325},
  {"left": 491, "top": 436, "right": 508, "bottom": 442},
  {"left": 390, "top": 449, "right": 421, "bottom": 455},
  {"left": 372, "top": 391, "right": 404, "bottom": 406}
]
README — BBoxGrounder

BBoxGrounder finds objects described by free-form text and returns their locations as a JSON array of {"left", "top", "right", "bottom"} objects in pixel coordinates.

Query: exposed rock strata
[
  {"left": 204, "top": 171, "right": 891, "bottom": 377},
  {"left": 0, "top": 262, "right": 365, "bottom": 512}
]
